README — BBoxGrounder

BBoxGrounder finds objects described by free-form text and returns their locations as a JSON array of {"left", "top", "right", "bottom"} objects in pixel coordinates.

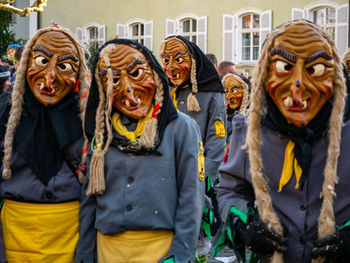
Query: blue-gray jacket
[
  {"left": 76, "top": 112, "right": 205, "bottom": 263},
  {"left": 216, "top": 114, "right": 350, "bottom": 263},
  {"left": 175, "top": 87, "right": 226, "bottom": 184}
]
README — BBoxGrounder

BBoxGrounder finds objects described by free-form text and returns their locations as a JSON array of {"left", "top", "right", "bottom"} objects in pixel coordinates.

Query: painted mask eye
[
  {"left": 175, "top": 57, "right": 184, "bottom": 63},
  {"left": 113, "top": 77, "right": 120, "bottom": 85},
  {"left": 307, "top": 63, "right": 326, "bottom": 77},
  {"left": 35, "top": 56, "right": 49, "bottom": 67},
  {"left": 57, "top": 63, "right": 72, "bottom": 72},
  {"left": 162, "top": 57, "right": 169, "bottom": 64},
  {"left": 275, "top": 60, "right": 293, "bottom": 75},
  {"left": 130, "top": 68, "right": 144, "bottom": 80}
]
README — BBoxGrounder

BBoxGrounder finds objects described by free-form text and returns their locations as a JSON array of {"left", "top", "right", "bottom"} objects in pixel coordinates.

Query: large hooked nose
[
  {"left": 44, "top": 62, "right": 56, "bottom": 88},
  {"left": 121, "top": 76, "right": 138, "bottom": 104},
  {"left": 289, "top": 65, "right": 306, "bottom": 107},
  {"left": 167, "top": 57, "right": 180, "bottom": 73}
]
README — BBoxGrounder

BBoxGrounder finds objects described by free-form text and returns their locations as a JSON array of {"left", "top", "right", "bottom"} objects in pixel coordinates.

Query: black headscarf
[
  {"left": 262, "top": 94, "right": 332, "bottom": 190},
  {"left": 84, "top": 38, "right": 178, "bottom": 155},
  {"left": 0, "top": 84, "right": 83, "bottom": 185},
  {"left": 164, "top": 35, "right": 224, "bottom": 95}
]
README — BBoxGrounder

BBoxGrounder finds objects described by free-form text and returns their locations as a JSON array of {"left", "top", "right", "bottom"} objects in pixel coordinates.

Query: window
[
  {"left": 166, "top": 14, "right": 207, "bottom": 53},
  {"left": 241, "top": 14, "right": 260, "bottom": 61},
  {"left": 312, "top": 7, "right": 336, "bottom": 39},
  {"left": 130, "top": 23, "right": 145, "bottom": 45},
  {"left": 181, "top": 19, "right": 197, "bottom": 43},
  {"left": 87, "top": 26, "right": 99, "bottom": 48}
]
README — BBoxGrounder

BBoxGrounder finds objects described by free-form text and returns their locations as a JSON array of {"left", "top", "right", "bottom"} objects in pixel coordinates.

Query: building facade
[{"left": 24, "top": 0, "right": 348, "bottom": 74}]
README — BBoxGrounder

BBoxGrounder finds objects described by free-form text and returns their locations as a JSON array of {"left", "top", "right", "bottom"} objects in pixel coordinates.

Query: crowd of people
[{"left": 0, "top": 19, "right": 349, "bottom": 263}]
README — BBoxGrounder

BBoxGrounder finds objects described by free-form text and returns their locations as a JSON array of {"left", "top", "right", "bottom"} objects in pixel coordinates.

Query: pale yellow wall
[{"left": 40, "top": 0, "right": 348, "bottom": 67}]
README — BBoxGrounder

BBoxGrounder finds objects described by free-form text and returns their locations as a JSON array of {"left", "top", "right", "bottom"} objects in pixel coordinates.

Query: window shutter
[
  {"left": 144, "top": 20, "right": 153, "bottom": 51},
  {"left": 196, "top": 16, "right": 207, "bottom": 53},
  {"left": 116, "top": 23, "right": 126, "bottom": 38},
  {"left": 223, "top": 14, "right": 234, "bottom": 61},
  {"left": 98, "top": 25, "right": 106, "bottom": 47},
  {"left": 76, "top": 27, "right": 84, "bottom": 44},
  {"left": 336, "top": 4, "right": 349, "bottom": 56},
  {"left": 259, "top": 10, "right": 272, "bottom": 51},
  {"left": 165, "top": 19, "right": 176, "bottom": 37},
  {"left": 291, "top": 8, "right": 305, "bottom": 20}
]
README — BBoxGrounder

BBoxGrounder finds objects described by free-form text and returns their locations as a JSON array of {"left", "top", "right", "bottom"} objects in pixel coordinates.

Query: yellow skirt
[
  {"left": 1, "top": 199, "right": 79, "bottom": 263},
  {"left": 97, "top": 230, "right": 174, "bottom": 263}
]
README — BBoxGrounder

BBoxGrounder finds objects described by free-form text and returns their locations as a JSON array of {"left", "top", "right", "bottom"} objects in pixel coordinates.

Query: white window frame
[
  {"left": 176, "top": 14, "right": 199, "bottom": 43},
  {"left": 304, "top": 1, "right": 349, "bottom": 56},
  {"left": 169, "top": 13, "right": 207, "bottom": 53},
  {"left": 81, "top": 22, "right": 106, "bottom": 48},
  {"left": 117, "top": 19, "right": 153, "bottom": 51},
  {"left": 126, "top": 18, "right": 146, "bottom": 44},
  {"left": 233, "top": 8, "right": 263, "bottom": 65}
]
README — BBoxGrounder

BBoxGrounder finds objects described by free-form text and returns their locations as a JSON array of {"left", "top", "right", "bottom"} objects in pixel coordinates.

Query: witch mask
[
  {"left": 26, "top": 31, "right": 80, "bottom": 107},
  {"left": 160, "top": 38, "right": 191, "bottom": 86},
  {"left": 98, "top": 44, "right": 156, "bottom": 120},
  {"left": 223, "top": 74, "right": 244, "bottom": 111},
  {"left": 267, "top": 23, "right": 335, "bottom": 128}
]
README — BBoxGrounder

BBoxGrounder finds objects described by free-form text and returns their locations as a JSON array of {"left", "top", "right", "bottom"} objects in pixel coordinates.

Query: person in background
[
  {"left": 10, "top": 46, "right": 25, "bottom": 84},
  {"left": 76, "top": 38, "right": 204, "bottom": 263},
  {"left": 0, "top": 65, "right": 11, "bottom": 94},
  {"left": 160, "top": 35, "right": 226, "bottom": 263},
  {"left": 218, "top": 61, "right": 236, "bottom": 79},
  {"left": 206, "top": 53, "right": 218, "bottom": 71},
  {"left": 0, "top": 26, "right": 89, "bottom": 262},
  {"left": 6, "top": 44, "right": 22, "bottom": 78},
  {"left": 221, "top": 73, "right": 250, "bottom": 145}
]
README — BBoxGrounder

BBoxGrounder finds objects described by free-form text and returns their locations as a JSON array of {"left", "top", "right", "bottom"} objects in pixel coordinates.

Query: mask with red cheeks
[
  {"left": 223, "top": 75, "right": 244, "bottom": 110},
  {"left": 98, "top": 44, "right": 156, "bottom": 120},
  {"left": 160, "top": 38, "right": 191, "bottom": 86},
  {"left": 26, "top": 31, "right": 80, "bottom": 107},
  {"left": 267, "top": 24, "right": 335, "bottom": 128}
]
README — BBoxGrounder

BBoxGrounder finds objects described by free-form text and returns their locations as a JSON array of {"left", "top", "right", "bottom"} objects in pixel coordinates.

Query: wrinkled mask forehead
[
  {"left": 266, "top": 23, "right": 335, "bottom": 128},
  {"left": 98, "top": 44, "right": 156, "bottom": 120}
]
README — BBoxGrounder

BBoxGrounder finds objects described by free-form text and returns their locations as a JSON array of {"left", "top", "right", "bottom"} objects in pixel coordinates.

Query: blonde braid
[
  {"left": 312, "top": 24, "right": 347, "bottom": 263},
  {"left": 86, "top": 44, "right": 116, "bottom": 195},
  {"left": 2, "top": 27, "right": 57, "bottom": 179},
  {"left": 187, "top": 57, "right": 200, "bottom": 111}
]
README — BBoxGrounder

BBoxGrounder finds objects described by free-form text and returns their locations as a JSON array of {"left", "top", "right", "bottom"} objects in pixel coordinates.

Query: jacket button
[
  {"left": 126, "top": 204, "right": 133, "bottom": 211},
  {"left": 46, "top": 192, "right": 53, "bottom": 199},
  {"left": 127, "top": 176, "right": 134, "bottom": 183},
  {"left": 299, "top": 236, "right": 306, "bottom": 245},
  {"left": 299, "top": 204, "right": 306, "bottom": 211}
]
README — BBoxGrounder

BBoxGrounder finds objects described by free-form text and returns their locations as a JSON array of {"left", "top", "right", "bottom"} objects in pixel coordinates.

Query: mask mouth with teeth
[{"left": 37, "top": 82, "right": 58, "bottom": 96}]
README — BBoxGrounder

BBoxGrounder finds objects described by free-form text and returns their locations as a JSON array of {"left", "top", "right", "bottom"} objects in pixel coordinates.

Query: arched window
[
  {"left": 87, "top": 26, "right": 99, "bottom": 48},
  {"left": 130, "top": 22, "right": 145, "bottom": 45},
  {"left": 181, "top": 18, "right": 197, "bottom": 43},
  {"left": 240, "top": 13, "right": 260, "bottom": 61},
  {"left": 312, "top": 7, "right": 336, "bottom": 39}
]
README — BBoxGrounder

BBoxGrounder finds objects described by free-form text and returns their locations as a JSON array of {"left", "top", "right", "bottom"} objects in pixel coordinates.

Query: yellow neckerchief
[
  {"left": 112, "top": 104, "right": 154, "bottom": 141},
  {"left": 278, "top": 141, "right": 303, "bottom": 192},
  {"left": 170, "top": 84, "right": 189, "bottom": 110}
]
